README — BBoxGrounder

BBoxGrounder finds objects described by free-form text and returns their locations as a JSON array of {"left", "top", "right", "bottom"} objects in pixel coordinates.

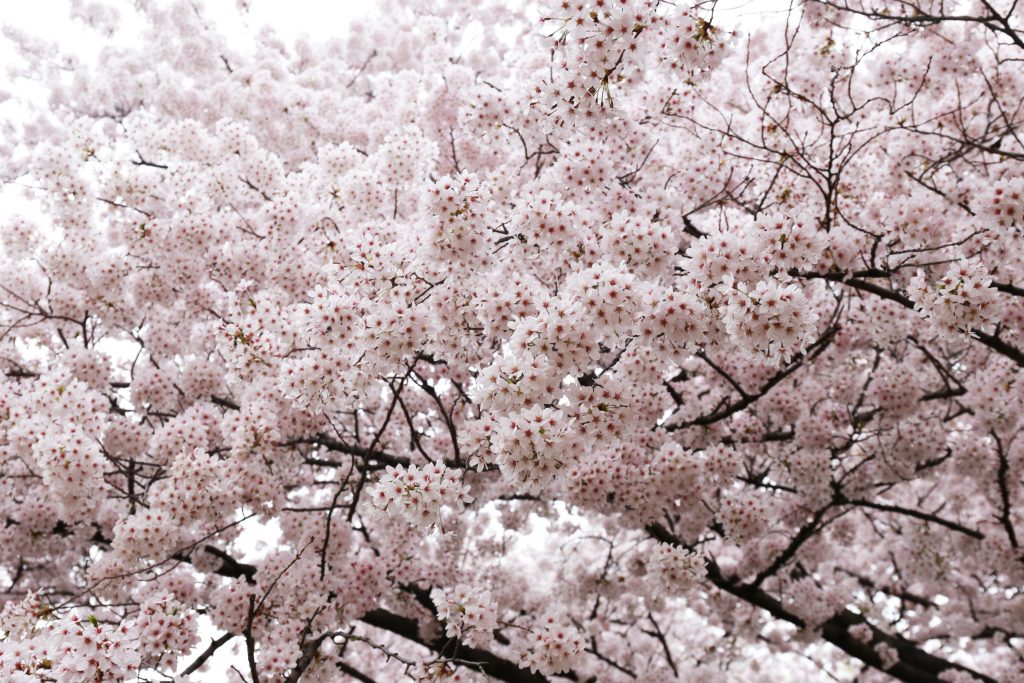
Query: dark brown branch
[
  {"left": 361, "top": 609, "right": 550, "bottom": 683},
  {"left": 991, "top": 431, "right": 1020, "bottom": 549},
  {"left": 585, "top": 637, "right": 636, "bottom": 678},
  {"left": 667, "top": 326, "right": 836, "bottom": 431},
  {"left": 752, "top": 506, "right": 832, "bottom": 586},
  {"left": 284, "top": 631, "right": 334, "bottom": 683},
  {"left": 647, "top": 523, "right": 997, "bottom": 683},
  {"left": 836, "top": 495, "right": 985, "bottom": 541},
  {"left": 245, "top": 594, "right": 261, "bottom": 683},
  {"left": 182, "top": 633, "right": 235, "bottom": 675},
  {"left": 187, "top": 545, "right": 257, "bottom": 583},
  {"left": 280, "top": 434, "right": 410, "bottom": 469},
  {"left": 794, "top": 270, "right": 1024, "bottom": 368},
  {"left": 336, "top": 660, "right": 378, "bottom": 683},
  {"left": 643, "top": 612, "right": 678, "bottom": 677}
]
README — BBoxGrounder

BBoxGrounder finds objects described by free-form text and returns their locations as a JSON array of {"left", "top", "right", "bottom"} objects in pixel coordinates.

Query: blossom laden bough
[{"left": 0, "top": 0, "right": 1022, "bottom": 681}]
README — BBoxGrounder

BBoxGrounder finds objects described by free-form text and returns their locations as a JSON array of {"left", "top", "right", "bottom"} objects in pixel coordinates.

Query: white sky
[
  {"left": 0, "top": 0, "right": 375, "bottom": 38},
  {"left": 0, "top": 0, "right": 791, "bottom": 64},
  {"left": 0, "top": 0, "right": 375, "bottom": 78}
]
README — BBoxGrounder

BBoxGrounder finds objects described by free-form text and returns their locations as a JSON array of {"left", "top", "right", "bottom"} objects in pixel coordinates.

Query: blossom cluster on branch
[{"left": 1, "top": 0, "right": 1024, "bottom": 682}]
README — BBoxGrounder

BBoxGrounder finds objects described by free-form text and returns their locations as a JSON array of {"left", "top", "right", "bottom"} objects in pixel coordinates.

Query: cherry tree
[{"left": 1, "top": 0, "right": 1023, "bottom": 681}]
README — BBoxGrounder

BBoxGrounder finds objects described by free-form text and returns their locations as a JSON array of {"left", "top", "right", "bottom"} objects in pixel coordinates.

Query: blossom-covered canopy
[{"left": 1, "top": 1, "right": 1023, "bottom": 681}]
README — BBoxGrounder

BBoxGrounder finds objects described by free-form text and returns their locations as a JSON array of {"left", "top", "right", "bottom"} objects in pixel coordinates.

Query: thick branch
[
  {"left": 836, "top": 495, "right": 985, "bottom": 541},
  {"left": 647, "top": 523, "right": 997, "bottom": 683},
  {"left": 360, "top": 609, "right": 550, "bottom": 683},
  {"left": 667, "top": 327, "right": 835, "bottom": 431},
  {"left": 181, "top": 633, "right": 235, "bottom": 675},
  {"left": 794, "top": 271, "right": 1024, "bottom": 367}
]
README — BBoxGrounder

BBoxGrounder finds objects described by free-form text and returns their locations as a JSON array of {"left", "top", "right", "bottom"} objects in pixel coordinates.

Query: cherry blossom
[{"left": 0, "top": 0, "right": 1023, "bottom": 681}]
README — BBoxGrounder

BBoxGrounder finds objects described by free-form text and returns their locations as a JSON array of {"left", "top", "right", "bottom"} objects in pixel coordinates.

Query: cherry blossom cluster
[
  {"left": 682, "top": 221, "right": 825, "bottom": 362},
  {"left": 650, "top": 543, "right": 706, "bottom": 591},
  {"left": 0, "top": 610, "right": 140, "bottom": 683},
  {"left": 520, "top": 615, "right": 584, "bottom": 676},
  {"left": 983, "top": 177, "right": 1024, "bottom": 228},
  {"left": 106, "top": 448, "right": 237, "bottom": 569},
  {"left": 369, "top": 462, "right": 473, "bottom": 531},
  {"left": 256, "top": 621, "right": 304, "bottom": 680},
  {"left": 720, "top": 278, "right": 820, "bottom": 363},
  {"left": 134, "top": 591, "right": 199, "bottom": 670},
  {"left": 470, "top": 351, "right": 560, "bottom": 413},
  {"left": 430, "top": 584, "right": 500, "bottom": 647},
  {"left": 684, "top": 228, "right": 767, "bottom": 286},
  {"left": 718, "top": 489, "right": 771, "bottom": 544},
  {"left": 3, "top": 0, "right": 1024, "bottom": 680},
  {"left": 2, "top": 375, "right": 107, "bottom": 518},
  {"left": 755, "top": 212, "right": 826, "bottom": 271},
  {"left": 909, "top": 260, "right": 998, "bottom": 340},
  {"left": 537, "top": 0, "right": 730, "bottom": 126},
  {"left": 487, "top": 406, "right": 579, "bottom": 493}
]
